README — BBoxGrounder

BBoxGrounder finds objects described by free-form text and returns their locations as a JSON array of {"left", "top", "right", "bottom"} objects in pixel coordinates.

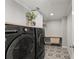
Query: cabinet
[{"left": 44, "top": 37, "right": 62, "bottom": 46}]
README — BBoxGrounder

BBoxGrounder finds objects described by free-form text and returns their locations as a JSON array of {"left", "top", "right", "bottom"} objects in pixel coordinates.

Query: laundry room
[{"left": 5, "top": 0, "right": 73, "bottom": 59}]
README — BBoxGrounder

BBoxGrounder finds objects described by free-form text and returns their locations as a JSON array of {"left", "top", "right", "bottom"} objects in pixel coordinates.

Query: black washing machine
[
  {"left": 35, "top": 28, "right": 45, "bottom": 59},
  {"left": 5, "top": 24, "right": 45, "bottom": 59}
]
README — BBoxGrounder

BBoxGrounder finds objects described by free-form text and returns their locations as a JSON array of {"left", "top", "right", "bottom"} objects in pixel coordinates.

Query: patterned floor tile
[{"left": 44, "top": 45, "right": 70, "bottom": 59}]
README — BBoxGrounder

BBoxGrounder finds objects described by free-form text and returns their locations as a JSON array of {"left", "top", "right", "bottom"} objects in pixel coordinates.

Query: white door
[{"left": 67, "top": 12, "right": 74, "bottom": 59}]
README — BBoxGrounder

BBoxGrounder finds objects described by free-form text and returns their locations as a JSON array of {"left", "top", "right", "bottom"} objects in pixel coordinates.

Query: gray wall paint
[
  {"left": 5, "top": 0, "right": 27, "bottom": 25},
  {"left": 45, "top": 20, "right": 62, "bottom": 37},
  {"left": 61, "top": 17, "right": 67, "bottom": 46},
  {"left": 5, "top": 0, "right": 43, "bottom": 28},
  {"left": 45, "top": 18, "right": 67, "bottom": 46}
]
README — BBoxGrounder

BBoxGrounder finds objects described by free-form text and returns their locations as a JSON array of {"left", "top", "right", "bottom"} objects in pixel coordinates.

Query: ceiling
[{"left": 15, "top": 0, "right": 72, "bottom": 21}]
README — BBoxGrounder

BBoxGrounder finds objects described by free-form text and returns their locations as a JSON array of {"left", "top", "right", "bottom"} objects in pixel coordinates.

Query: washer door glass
[{"left": 6, "top": 34, "right": 35, "bottom": 59}]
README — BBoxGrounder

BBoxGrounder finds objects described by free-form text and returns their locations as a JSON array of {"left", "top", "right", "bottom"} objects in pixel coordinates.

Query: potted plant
[{"left": 26, "top": 10, "right": 37, "bottom": 26}]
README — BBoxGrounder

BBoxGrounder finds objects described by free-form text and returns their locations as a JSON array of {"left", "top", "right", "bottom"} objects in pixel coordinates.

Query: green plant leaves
[{"left": 26, "top": 11, "right": 37, "bottom": 21}]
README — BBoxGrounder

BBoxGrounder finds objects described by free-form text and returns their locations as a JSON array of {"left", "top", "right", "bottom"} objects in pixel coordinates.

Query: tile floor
[{"left": 44, "top": 45, "right": 70, "bottom": 59}]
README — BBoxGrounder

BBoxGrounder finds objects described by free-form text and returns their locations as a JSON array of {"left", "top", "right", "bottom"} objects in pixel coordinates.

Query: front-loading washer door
[{"left": 6, "top": 34, "right": 35, "bottom": 59}]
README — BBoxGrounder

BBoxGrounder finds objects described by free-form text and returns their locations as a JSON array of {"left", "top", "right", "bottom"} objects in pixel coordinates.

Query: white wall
[
  {"left": 61, "top": 17, "right": 67, "bottom": 46},
  {"left": 45, "top": 18, "right": 67, "bottom": 46},
  {"left": 5, "top": 0, "right": 27, "bottom": 26},
  {"left": 5, "top": 0, "right": 43, "bottom": 28},
  {"left": 45, "top": 20, "right": 62, "bottom": 37},
  {"left": 33, "top": 11, "right": 43, "bottom": 28}
]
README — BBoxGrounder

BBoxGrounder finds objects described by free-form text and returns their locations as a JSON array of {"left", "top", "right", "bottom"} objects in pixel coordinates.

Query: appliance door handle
[
  {"left": 38, "top": 34, "right": 42, "bottom": 46},
  {"left": 5, "top": 30, "right": 18, "bottom": 33}
]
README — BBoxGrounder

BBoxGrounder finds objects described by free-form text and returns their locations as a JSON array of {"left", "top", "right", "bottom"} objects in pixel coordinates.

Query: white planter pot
[{"left": 28, "top": 21, "right": 32, "bottom": 26}]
